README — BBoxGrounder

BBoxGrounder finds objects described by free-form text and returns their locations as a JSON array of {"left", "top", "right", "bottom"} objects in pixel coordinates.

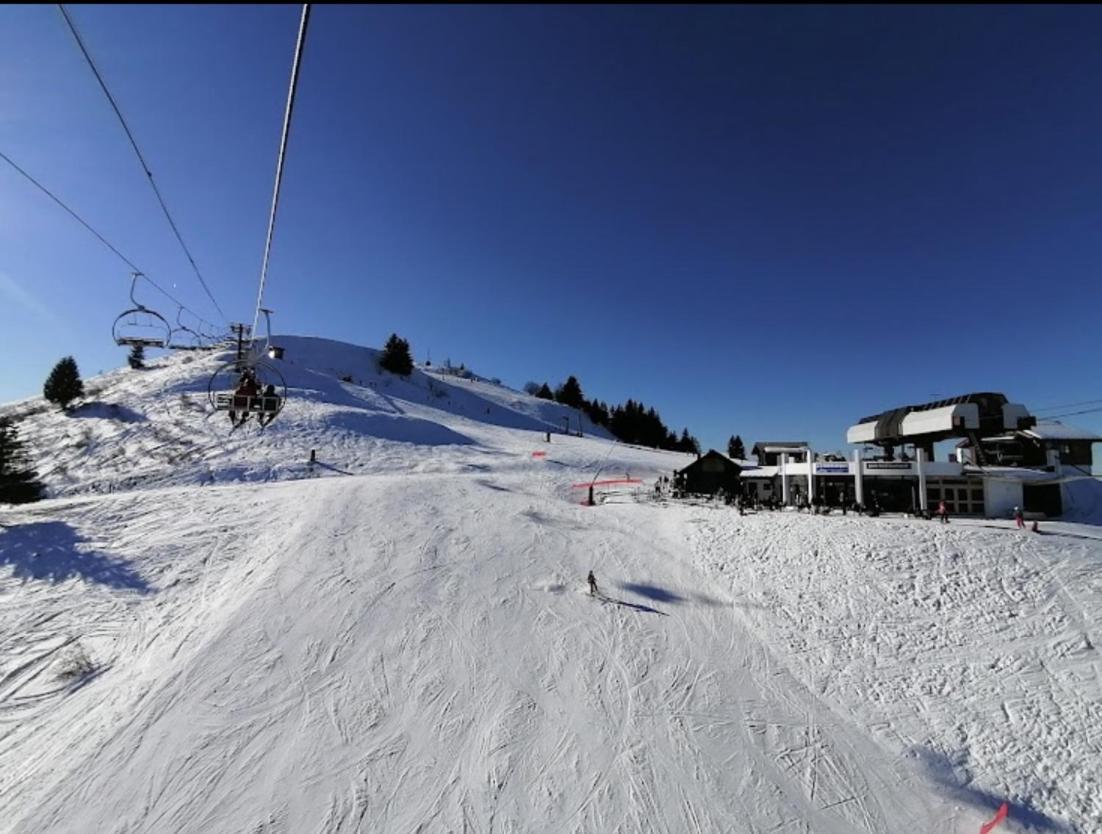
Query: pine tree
[
  {"left": 379, "top": 334, "right": 414, "bottom": 376},
  {"left": 535, "top": 383, "right": 554, "bottom": 400},
  {"left": 128, "top": 343, "right": 145, "bottom": 370},
  {"left": 43, "top": 356, "right": 84, "bottom": 410},
  {"left": 679, "top": 428, "right": 700, "bottom": 455},
  {"left": 0, "top": 417, "right": 45, "bottom": 504},
  {"left": 554, "top": 376, "right": 585, "bottom": 410},
  {"left": 728, "top": 434, "right": 745, "bottom": 460}
]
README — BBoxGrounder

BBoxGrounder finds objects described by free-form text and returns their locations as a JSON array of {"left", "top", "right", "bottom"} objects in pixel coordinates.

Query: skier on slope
[
  {"left": 1014, "top": 506, "right": 1025, "bottom": 529},
  {"left": 587, "top": 570, "right": 598, "bottom": 596},
  {"left": 937, "top": 500, "right": 949, "bottom": 524}
]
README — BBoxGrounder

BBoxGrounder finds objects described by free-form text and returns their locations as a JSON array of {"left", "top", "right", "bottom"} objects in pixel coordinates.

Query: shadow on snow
[
  {"left": 596, "top": 591, "right": 668, "bottom": 616},
  {"left": 619, "top": 582, "right": 726, "bottom": 608},
  {"left": 907, "top": 747, "right": 1073, "bottom": 833},
  {"left": 68, "top": 401, "right": 147, "bottom": 423},
  {"left": 0, "top": 521, "right": 153, "bottom": 593}
]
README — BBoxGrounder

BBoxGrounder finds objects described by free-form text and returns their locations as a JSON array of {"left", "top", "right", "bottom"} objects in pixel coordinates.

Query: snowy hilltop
[
  {"left": 0, "top": 336, "right": 619, "bottom": 497},
  {"left": 1, "top": 336, "right": 1099, "bottom": 834}
]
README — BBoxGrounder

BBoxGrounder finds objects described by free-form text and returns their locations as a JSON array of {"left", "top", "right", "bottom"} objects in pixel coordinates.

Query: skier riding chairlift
[
  {"left": 229, "top": 369, "right": 259, "bottom": 427},
  {"left": 257, "top": 384, "right": 279, "bottom": 427}
]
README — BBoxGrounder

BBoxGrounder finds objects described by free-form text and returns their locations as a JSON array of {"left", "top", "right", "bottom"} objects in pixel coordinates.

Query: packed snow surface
[{"left": 1, "top": 340, "right": 1099, "bottom": 833}]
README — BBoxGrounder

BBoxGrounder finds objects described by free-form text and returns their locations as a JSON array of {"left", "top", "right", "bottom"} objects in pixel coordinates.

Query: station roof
[
  {"left": 1021, "top": 421, "right": 1101, "bottom": 442},
  {"left": 752, "top": 441, "right": 809, "bottom": 453}
]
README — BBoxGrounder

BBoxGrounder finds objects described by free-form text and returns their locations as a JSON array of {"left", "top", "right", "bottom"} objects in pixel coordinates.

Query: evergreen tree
[
  {"left": 43, "top": 356, "right": 84, "bottom": 410},
  {"left": 727, "top": 434, "right": 745, "bottom": 460},
  {"left": 679, "top": 428, "right": 701, "bottom": 455},
  {"left": 535, "top": 382, "right": 554, "bottom": 400},
  {"left": 523, "top": 381, "right": 542, "bottom": 396},
  {"left": 0, "top": 417, "right": 45, "bottom": 504},
  {"left": 128, "top": 343, "right": 145, "bottom": 370},
  {"left": 378, "top": 333, "right": 414, "bottom": 376},
  {"left": 583, "top": 398, "right": 610, "bottom": 427},
  {"left": 554, "top": 376, "right": 585, "bottom": 410}
]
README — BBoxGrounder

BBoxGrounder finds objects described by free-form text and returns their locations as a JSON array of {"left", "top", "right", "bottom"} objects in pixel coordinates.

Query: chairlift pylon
[
  {"left": 259, "top": 307, "right": 284, "bottom": 360},
  {"left": 112, "top": 272, "right": 171, "bottom": 349}
]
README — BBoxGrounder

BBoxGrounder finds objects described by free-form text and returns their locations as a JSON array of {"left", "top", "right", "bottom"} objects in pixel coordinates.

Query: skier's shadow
[
  {"left": 619, "top": 582, "right": 684, "bottom": 604},
  {"left": 596, "top": 592, "right": 668, "bottom": 616},
  {"left": 619, "top": 581, "right": 726, "bottom": 609}
]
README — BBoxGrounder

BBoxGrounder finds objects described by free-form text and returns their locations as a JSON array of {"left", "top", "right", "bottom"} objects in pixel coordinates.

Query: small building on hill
[{"left": 674, "top": 450, "right": 741, "bottom": 498}]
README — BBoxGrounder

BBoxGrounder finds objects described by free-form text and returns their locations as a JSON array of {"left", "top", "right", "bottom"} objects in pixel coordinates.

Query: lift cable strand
[
  {"left": 58, "top": 3, "right": 228, "bottom": 324},
  {"left": 0, "top": 149, "right": 216, "bottom": 332},
  {"left": 249, "top": 3, "right": 311, "bottom": 347}
]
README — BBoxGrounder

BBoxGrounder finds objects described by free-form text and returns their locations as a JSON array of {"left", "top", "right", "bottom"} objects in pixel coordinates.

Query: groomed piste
[{"left": 1, "top": 338, "right": 1099, "bottom": 833}]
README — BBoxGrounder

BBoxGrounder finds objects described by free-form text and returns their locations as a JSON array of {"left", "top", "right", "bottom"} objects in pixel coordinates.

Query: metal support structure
[
  {"left": 806, "top": 449, "right": 815, "bottom": 505},
  {"left": 229, "top": 322, "right": 252, "bottom": 371},
  {"left": 781, "top": 453, "right": 790, "bottom": 506},
  {"left": 854, "top": 449, "right": 864, "bottom": 507},
  {"left": 917, "top": 447, "right": 929, "bottom": 513}
]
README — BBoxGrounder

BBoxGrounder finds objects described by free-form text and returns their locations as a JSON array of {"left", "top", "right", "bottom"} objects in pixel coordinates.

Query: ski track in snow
[{"left": 0, "top": 339, "right": 1099, "bottom": 833}]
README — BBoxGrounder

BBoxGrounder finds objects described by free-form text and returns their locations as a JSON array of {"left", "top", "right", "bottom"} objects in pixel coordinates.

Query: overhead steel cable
[
  {"left": 0, "top": 148, "right": 217, "bottom": 333},
  {"left": 1032, "top": 398, "right": 1102, "bottom": 413},
  {"left": 58, "top": 3, "right": 228, "bottom": 325},
  {"left": 1042, "top": 406, "right": 1102, "bottom": 420},
  {"left": 250, "top": 3, "right": 311, "bottom": 344}
]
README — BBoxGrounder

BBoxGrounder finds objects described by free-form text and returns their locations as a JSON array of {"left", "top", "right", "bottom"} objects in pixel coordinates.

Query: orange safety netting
[{"left": 571, "top": 479, "right": 643, "bottom": 489}]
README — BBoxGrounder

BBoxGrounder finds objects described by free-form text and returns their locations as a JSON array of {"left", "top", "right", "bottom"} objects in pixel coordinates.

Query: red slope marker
[{"left": 979, "top": 803, "right": 1008, "bottom": 834}]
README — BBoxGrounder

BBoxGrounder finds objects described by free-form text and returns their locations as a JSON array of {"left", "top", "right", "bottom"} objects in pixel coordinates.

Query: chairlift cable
[
  {"left": 1032, "top": 398, "right": 1102, "bottom": 413},
  {"left": 249, "top": 3, "right": 311, "bottom": 346},
  {"left": 1041, "top": 406, "right": 1102, "bottom": 420},
  {"left": 58, "top": 4, "right": 228, "bottom": 325},
  {"left": 0, "top": 148, "right": 216, "bottom": 333}
]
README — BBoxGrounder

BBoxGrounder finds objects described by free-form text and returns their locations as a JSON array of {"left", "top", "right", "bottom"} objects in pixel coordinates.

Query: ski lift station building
[{"left": 736, "top": 392, "right": 1100, "bottom": 519}]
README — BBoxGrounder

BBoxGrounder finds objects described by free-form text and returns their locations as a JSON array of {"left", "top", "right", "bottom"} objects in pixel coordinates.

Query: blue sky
[{"left": 2, "top": 5, "right": 1100, "bottom": 453}]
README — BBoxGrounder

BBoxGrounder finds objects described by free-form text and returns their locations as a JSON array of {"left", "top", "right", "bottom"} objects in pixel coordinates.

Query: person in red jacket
[
  {"left": 229, "top": 369, "right": 259, "bottom": 427},
  {"left": 1014, "top": 506, "right": 1025, "bottom": 529},
  {"left": 937, "top": 500, "right": 950, "bottom": 524}
]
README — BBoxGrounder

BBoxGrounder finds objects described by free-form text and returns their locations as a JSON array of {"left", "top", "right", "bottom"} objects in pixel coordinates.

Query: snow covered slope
[
  {"left": 1, "top": 337, "right": 1099, "bottom": 833},
  {"left": 0, "top": 336, "right": 616, "bottom": 498}
]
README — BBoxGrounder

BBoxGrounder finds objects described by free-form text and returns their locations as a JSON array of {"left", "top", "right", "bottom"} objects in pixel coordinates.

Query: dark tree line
[{"left": 531, "top": 374, "right": 700, "bottom": 454}]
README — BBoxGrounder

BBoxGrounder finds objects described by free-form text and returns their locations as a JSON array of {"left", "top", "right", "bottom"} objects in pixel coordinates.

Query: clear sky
[{"left": 2, "top": 5, "right": 1100, "bottom": 453}]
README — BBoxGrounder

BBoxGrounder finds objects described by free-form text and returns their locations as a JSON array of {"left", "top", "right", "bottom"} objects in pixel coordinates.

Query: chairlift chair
[
  {"left": 168, "top": 307, "right": 205, "bottom": 351},
  {"left": 112, "top": 273, "right": 170, "bottom": 349},
  {"left": 207, "top": 357, "right": 287, "bottom": 427}
]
